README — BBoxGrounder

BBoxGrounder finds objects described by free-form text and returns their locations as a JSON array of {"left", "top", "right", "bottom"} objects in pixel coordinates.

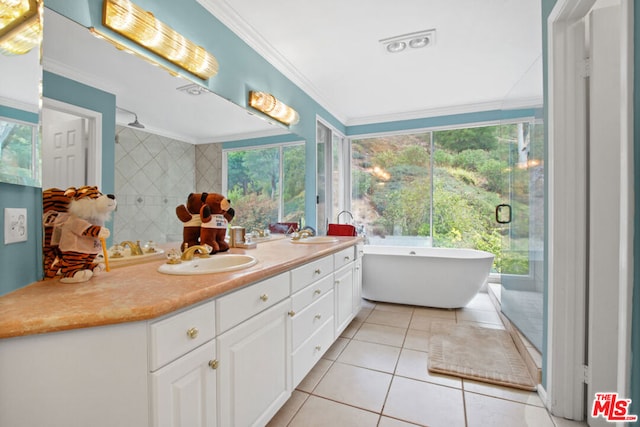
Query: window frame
[{"left": 222, "top": 139, "right": 305, "bottom": 224}]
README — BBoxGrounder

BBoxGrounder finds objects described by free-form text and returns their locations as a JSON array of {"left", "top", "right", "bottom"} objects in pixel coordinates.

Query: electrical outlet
[{"left": 4, "top": 208, "right": 27, "bottom": 244}]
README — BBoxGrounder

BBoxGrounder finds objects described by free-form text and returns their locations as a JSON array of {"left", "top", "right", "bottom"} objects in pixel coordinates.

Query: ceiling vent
[
  {"left": 380, "top": 29, "right": 436, "bottom": 54},
  {"left": 177, "top": 83, "right": 212, "bottom": 96}
]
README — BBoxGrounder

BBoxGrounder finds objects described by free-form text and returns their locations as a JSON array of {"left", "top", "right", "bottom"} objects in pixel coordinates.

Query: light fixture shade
[
  {"left": 0, "top": 0, "right": 42, "bottom": 56},
  {"left": 102, "top": 0, "right": 218, "bottom": 80},
  {"left": 249, "top": 91, "right": 300, "bottom": 126}
]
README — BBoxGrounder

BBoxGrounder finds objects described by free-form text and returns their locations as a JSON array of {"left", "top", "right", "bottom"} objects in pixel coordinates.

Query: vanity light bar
[
  {"left": 248, "top": 91, "right": 300, "bottom": 126},
  {"left": 0, "top": 0, "right": 42, "bottom": 56},
  {"left": 102, "top": 0, "right": 218, "bottom": 80}
]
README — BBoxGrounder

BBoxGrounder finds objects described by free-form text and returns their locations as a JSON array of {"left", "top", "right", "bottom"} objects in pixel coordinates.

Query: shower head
[
  {"left": 128, "top": 114, "right": 145, "bottom": 129},
  {"left": 117, "top": 107, "right": 145, "bottom": 129}
]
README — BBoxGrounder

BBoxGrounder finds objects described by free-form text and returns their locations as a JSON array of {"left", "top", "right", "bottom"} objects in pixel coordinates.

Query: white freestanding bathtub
[{"left": 362, "top": 245, "right": 495, "bottom": 309}]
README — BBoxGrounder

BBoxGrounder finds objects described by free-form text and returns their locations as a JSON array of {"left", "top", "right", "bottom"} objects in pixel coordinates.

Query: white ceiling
[
  {"left": 42, "top": 1, "right": 542, "bottom": 143},
  {"left": 200, "top": 0, "right": 543, "bottom": 126}
]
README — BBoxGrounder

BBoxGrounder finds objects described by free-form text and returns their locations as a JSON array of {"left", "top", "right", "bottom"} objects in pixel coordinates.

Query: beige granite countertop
[{"left": 0, "top": 237, "right": 360, "bottom": 339}]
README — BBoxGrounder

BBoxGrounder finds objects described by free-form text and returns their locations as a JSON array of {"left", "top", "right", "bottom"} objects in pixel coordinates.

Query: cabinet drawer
[
  {"left": 216, "top": 272, "right": 290, "bottom": 334},
  {"left": 292, "top": 318, "right": 334, "bottom": 387},
  {"left": 149, "top": 301, "right": 215, "bottom": 371},
  {"left": 290, "top": 255, "right": 333, "bottom": 293},
  {"left": 291, "top": 274, "right": 334, "bottom": 312},
  {"left": 333, "top": 246, "right": 355, "bottom": 270},
  {"left": 292, "top": 290, "right": 334, "bottom": 350}
]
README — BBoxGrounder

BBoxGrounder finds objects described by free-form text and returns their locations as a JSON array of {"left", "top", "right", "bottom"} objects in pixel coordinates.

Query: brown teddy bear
[
  {"left": 176, "top": 193, "right": 206, "bottom": 249},
  {"left": 200, "top": 193, "right": 235, "bottom": 253},
  {"left": 56, "top": 186, "right": 116, "bottom": 283}
]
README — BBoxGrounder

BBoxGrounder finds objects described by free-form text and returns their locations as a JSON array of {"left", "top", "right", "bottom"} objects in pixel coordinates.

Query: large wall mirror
[
  {"left": 41, "top": 8, "right": 300, "bottom": 245},
  {"left": 0, "top": 1, "right": 42, "bottom": 187}
]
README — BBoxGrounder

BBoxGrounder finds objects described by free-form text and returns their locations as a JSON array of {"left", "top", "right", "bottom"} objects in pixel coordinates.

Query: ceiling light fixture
[
  {"left": 101, "top": 0, "right": 218, "bottom": 80},
  {"left": 380, "top": 29, "right": 435, "bottom": 54},
  {"left": 0, "top": 0, "right": 42, "bottom": 56},
  {"left": 248, "top": 91, "right": 300, "bottom": 126}
]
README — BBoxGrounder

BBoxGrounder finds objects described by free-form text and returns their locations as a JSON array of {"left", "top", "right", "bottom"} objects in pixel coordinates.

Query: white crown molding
[
  {"left": 344, "top": 97, "right": 544, "bottom": 127},
  {"left": 0, "top": 96, "right": 38, "bottom": 114},
  {"left": 44, "top": 57, "right": 120, "bottom": 95},
  {"left": 196, "top": 127, "right": 290, "bottom": 145},
  {"left": 196, "top": 0, "right": 348, "bottom": 124}
]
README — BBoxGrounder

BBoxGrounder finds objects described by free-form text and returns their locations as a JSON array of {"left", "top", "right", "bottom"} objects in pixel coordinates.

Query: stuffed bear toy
[
  {"left": 56, "top": 186, "right": 117, "bottom": 283},
  {"left": 200, "top": 193, "right": 235, "bottom": 253},
  {"left": 176, "top": 193, "right": 206, "bottom": 250}
]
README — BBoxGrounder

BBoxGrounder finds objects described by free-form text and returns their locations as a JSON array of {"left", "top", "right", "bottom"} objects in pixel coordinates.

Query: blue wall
[
  {"left": 0, "top": 183, "right": 43, "bottom": 295},
  {"left": 0, "top": 105, "right": 38, "bottom": 123},
  {"left": 0, "top": 105, "right": 42, "bottom": 295}
]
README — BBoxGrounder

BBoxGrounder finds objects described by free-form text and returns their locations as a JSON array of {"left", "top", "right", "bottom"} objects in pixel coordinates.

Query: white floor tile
[{"left": 383, "top": 376, "right": 466, "bottom": 427}]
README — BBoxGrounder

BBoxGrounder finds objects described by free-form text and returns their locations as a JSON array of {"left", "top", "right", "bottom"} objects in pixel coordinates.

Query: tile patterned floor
[{"left": 267, "top": 292, "right": 587, "bottom": 427}]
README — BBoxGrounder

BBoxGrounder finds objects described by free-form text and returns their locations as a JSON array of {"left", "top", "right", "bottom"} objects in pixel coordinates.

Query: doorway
[
  {"left": 41, "top": 98, "right": 102, "bottom": 190},
  {"left": 547, "top": 0, "right": 633, "bottom": 422}
]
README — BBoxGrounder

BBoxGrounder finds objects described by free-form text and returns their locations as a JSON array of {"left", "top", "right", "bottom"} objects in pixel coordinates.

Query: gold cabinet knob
[
  {"left": 344, "top": 256, "right": 350, "bottom": 261},
  {"left": 315, "top": 345, "right": 322, "bottom": 352},
  {"left": 186, "top": 327, "right": 199, "bottom": 339},
  {"left": 260, "top": 294, "right": 269, "bottom": 302},
  {"left": 314, "top": 289, "right": 322, "bottom": 295},
  {"left": 288, "top": 310, "right": 296, "bottom": 317},
  {"left": 314, "top": 268, "right": 321, "bottom": 275},
  {"left": 208, "top": 359, "right": 218, "bottom": 369},
  {"left": 314, "top": 314, "right": 322, "bottom": 320}
]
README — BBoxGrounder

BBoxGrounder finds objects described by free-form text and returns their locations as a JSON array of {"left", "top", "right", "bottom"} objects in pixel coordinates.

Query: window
[
  {"left": 351, "top": 121, "right": 540, "bottom": 273},
  {"left": 317, "top": 120, "right": 349, "bottom": 234},
  {"left": 223, "top": 142, "right": 305, "bottom": 231},
  {"left": 0, "top": 117, "right": 40, "bottom": 186}
]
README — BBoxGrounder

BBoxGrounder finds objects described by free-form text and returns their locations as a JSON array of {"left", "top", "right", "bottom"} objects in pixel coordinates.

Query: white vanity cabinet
[
  {"left": 149, "top": 301, "right": 217, "bottom": 427},
  {"left": 0, "top": 243, "right": 361, "bottom": 427},
  {"left": 216, "top": 272, "right": 292, "bottom": 427},
  {"left": 354, "top": 243, "right": 364, "bottom": 313},
  {"left": 290, "top": 259, "right": 336, "bottom": 387},
  {"left": 333, "top": 246, "right": 356, "bottom": 335}
]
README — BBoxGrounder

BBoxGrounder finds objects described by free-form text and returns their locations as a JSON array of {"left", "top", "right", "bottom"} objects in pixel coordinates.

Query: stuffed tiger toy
[
  {"left": 46, "top": 186, "right": 117, "bottom": 283},
  {"left": 42, "top": 188, "right": 70, "bottom": 279}
]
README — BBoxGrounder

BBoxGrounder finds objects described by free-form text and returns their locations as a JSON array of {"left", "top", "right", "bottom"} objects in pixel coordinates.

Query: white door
[
  {"left": 587, "top": 2, "right": 629, "bottom": 425},
  {"left": 42, "top": 109, "right": 86, "bottom": 189}
]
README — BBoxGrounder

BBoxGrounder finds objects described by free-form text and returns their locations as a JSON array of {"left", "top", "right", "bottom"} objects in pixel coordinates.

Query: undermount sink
[
  {"left": 289, "top": 236, "right": 339, "bottom": 244},
  {"left": 157, "top": 254, "right": 257, "bottom": 275}
]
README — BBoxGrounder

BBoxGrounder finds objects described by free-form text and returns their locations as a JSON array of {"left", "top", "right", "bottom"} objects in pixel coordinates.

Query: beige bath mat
[{"left": 428, "top": 322, "right": 536, "bottom": 391}]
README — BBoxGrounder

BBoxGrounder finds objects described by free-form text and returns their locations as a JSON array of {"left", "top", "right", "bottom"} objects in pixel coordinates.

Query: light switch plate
[{"left": 4, "top": 208, "right": 27, "bottom": 244}]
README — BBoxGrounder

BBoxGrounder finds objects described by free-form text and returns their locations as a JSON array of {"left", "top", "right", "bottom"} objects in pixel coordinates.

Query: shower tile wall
[
  {"left": 114, "top": 126, "right": 223, "bottom": 244},
  {"left": 195, "top": 143, "right": 223, "bottom": 193}
]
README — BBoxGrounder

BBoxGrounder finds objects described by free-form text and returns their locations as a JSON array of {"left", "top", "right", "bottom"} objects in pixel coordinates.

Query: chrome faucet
[
  {"left": 181, "top": 244, "right": 212, "bottom": 261},
  {"left": 120, "top": 240, "right": 143, "bottom": 256}
]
